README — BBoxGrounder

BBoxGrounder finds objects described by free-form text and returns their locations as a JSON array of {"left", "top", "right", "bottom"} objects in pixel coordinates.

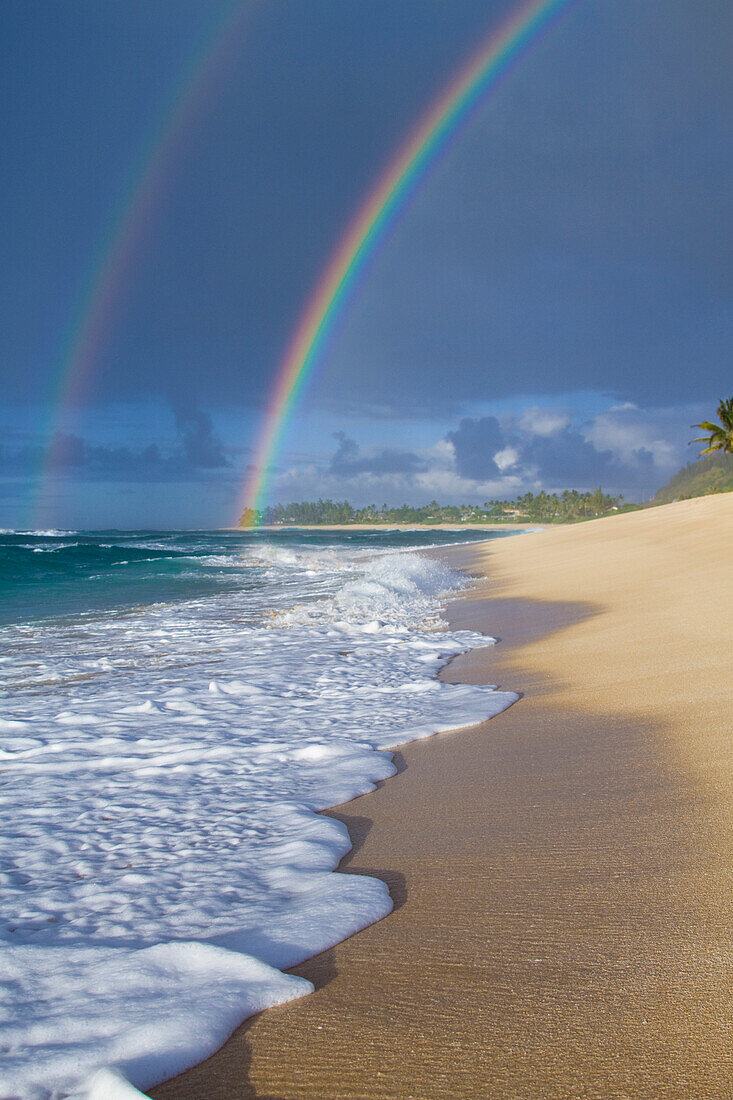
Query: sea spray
[{"left": 0, "top": 530, "right": 517, "bottom": 1097}]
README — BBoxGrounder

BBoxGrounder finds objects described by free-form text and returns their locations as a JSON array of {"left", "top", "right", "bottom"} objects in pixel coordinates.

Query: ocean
[{"left": 0, "top": 527, "right": 519, "bottom": 1099}]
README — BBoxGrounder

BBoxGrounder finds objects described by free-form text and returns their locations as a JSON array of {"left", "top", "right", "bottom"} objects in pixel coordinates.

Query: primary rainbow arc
[{"left": 239, "top": 0, "right": 578, "bottom": 525}]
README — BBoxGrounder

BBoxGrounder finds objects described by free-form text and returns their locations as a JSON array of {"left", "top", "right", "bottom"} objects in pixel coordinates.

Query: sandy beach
[{"left": 154, "top": 494, "right": 732, "bottom": 1099}]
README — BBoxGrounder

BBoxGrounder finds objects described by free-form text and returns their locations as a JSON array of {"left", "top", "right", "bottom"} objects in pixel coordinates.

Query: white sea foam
[
  {"left": 12, "top": 529, "right": 78, "bottom": 537},
  {"left": 27, "top": 542, "right": 80, "bottom": 552},
  {"left": 0, "top": 546, "right": 516, "bottom": 1099}
]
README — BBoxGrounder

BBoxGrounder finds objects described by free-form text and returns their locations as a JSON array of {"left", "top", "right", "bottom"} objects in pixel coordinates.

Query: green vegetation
[
  {"left": 690, "top": 397, "right": 733, "bottom": 456},
  {"left": 241, "top": 488, "right": 623, "bottom": 527},
  {"left": 652, "top": 451, "right": 733, "bottom": 505},
  {"left": 651, "top": 397, "right": 733, "bottom": 505}
]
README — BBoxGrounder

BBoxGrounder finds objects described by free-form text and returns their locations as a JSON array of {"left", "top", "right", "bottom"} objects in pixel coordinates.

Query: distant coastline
[
  {"left": 238, "top": 490, "right": 626, "bottom": 529},
  {"left": 227, "top": 522, "right": 537, "bottom": 531}
]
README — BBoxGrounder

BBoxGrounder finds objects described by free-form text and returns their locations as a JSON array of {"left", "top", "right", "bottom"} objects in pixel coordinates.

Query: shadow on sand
[{"left": 150, "top": 597, "right": 598, "bottom": 1100}]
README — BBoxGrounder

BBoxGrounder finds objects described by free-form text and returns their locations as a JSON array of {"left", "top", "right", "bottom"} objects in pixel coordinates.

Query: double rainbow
[
  {"left": 239, "top": 0, "right": 578, "bottom": 524},
  {"left": 33, "top": 0, "right": 579, "bottom": 527}
]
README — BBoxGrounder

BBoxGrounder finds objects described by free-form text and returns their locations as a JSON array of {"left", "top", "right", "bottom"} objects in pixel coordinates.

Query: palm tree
[{"left": 690, "top": 398, "right": 733, "bottom": 455}]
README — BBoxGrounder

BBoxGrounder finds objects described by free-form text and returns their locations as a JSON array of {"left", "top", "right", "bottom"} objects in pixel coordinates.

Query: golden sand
[{"left": 154, "top": 494, "right": 732, "bottom": 1099}]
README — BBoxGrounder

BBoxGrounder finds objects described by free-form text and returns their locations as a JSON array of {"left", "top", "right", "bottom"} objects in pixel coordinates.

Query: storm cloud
[
  {"left": 3, "top": 2, "right": 729, "bottom": 416},
  {"left": 444, "top": 403, "right": 693, "bottom": 499},
  {"left": 1, "top": 407, "right": 230, "bottom": 481},
  {"left": 173, "top": 405, "right": 229, "bottom": 469},
  {"left": 329, "top": 432, "right": 427, "bottom": 477},
  {"left": 446, "top": 417, "right": 505, "bottom": 480}
]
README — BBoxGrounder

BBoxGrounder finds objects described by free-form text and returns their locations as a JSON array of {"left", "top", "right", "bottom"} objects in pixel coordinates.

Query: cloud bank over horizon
[
  {"left": 2, "top": 398, "right": 703, "bottom": 529},
  {"left": 267, "top": 400, "right": 705, "bottom": 509},
  {"left": 1, "top": 407, "right": 232, "bottom": 483}
]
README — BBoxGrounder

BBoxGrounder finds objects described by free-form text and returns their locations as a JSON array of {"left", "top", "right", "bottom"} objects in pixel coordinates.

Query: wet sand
[{"left": 154, "top": 494, "right": 732, "bottom": 1099}]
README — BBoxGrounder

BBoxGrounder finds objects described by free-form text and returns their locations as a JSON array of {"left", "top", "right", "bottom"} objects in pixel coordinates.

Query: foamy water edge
[{"left": 0, "top": 545, "right": 517, "bottom": 1099}]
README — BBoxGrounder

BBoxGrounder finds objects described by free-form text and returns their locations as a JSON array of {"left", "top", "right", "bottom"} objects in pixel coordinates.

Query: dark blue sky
[{"left": 2, "top": 0, "right": 730, "bottom": 526}]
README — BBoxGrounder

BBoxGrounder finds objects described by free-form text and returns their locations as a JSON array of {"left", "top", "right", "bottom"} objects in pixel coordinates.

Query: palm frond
[
  {"left": 689, "top": 399, "right": 733, "bottom": 454},
  {"left": 717, "top": 398, "right": 733, "bottom": 431}
]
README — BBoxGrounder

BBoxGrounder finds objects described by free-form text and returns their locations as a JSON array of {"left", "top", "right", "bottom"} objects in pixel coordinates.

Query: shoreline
[{"left": 155, "top": 495, "right": 732, "bottom": 1099}]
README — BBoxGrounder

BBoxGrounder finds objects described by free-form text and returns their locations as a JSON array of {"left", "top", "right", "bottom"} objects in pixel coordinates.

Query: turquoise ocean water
[{"left": 0, "top": 526, "right": 513, "bottom": 627}]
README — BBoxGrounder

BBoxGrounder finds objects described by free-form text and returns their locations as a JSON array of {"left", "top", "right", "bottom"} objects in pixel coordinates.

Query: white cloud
[
  {"left": 271, "top": 445, "right": 525, "bottom": 507},
  {"left": 425, "top": 438, "right": 457, "bottom": 468},
  {"left": 585, "top": 404, "right": 693, "bottom": 471},
  {"left": 493, "top": 446, "right": 519, "bottom": 471},
  {"left": 518, "top": 406, "right": 570, "bottom": 436},
  {"left": 267, "top": 399, "right": 707, "bottom": 507}
]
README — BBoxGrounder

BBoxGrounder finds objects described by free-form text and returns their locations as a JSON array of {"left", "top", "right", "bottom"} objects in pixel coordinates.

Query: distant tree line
[{"left": 241, "top": 488, "right": 627, "bottom": 527}]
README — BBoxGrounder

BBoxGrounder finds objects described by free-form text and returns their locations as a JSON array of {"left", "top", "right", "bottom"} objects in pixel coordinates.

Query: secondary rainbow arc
[
  {"left": 32, "top": 0, "right": 254, "bottom": 527},
  {"left": 239, "top": 0, "right": 579, "bottom": 525}
]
